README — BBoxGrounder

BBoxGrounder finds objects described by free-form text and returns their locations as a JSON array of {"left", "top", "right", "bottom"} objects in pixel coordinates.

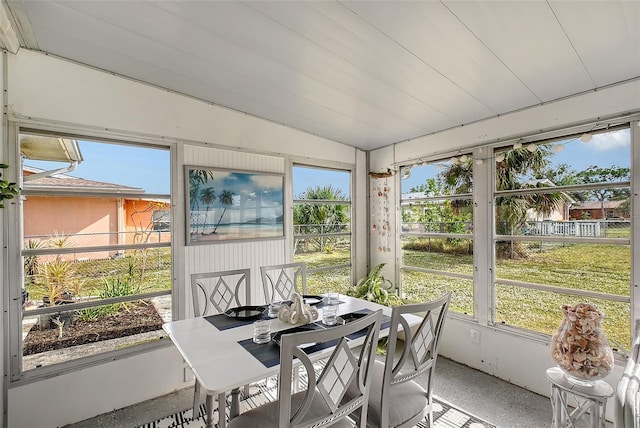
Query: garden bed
[{"left": 23, "top": 302, "right": 164, "bottom": 356}]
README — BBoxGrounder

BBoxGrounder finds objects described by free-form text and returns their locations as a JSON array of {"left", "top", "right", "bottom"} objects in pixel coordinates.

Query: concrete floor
[
  {"left": 64, "top": 356, "right": 555, "bottom": 428},
  {"left": 433, "top": 357, "right": 552, "bottom": 427}
]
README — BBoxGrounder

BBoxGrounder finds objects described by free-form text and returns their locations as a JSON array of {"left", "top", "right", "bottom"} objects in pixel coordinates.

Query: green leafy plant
[
  {"left": 78, "top": 259, "right": 141, "bottom": 319},
  {"left": 0, "top": 163, "right": 19, "bottom": 208},
  {"left": 348, "top": 263, "right": 402, "bottom": 306},
  {"left": 24, "top": 239, "right": 44, "bottom": 284},
  {"left": 36, "top": 259, "right": 79, "bottom": 306}
]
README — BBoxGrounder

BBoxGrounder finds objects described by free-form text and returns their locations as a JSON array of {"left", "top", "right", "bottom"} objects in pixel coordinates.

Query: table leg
[
  {"left": 591, "top": 404, "right": 599, "bottom": 428},
  {"left": 230, "top": 388, "right": 241, "bottom": 419},
  {"left": 550, "top": 386, "right": 560, "bottom": 428},
  {"left": 205, "top": 394, "right": 215, "bottom": 428}
]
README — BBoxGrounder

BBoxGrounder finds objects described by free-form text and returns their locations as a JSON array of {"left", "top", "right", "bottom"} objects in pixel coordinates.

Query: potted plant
[{"left": 348, "top": 263, "right": 402, "bottom": 306}]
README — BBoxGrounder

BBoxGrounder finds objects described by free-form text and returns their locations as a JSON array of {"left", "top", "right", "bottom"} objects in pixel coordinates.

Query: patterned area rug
[{"left": 136, "top": 377, "right": 496, "bottom": 428}]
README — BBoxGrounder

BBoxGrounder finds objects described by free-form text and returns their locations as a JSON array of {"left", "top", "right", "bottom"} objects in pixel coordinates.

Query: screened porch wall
[{"left": 368, "top": 78, "right": 640, "bottom": 420}]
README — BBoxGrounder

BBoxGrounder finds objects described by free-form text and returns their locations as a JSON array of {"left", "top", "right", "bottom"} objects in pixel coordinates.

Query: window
[
  {"left": 292, "top": 165, "right": 351, "bottom": 294},
  {"left": 397, "top": 122, "right": 634, "bottom": 353},
  {"left": 15, "top": 130, "right": 172, "bottom": 378},
  {"left": 493, "top": 126, "right": 631, "bottom": 350},
  {"left": 399, "top": 159, "right": 474, "bottom": 316}
]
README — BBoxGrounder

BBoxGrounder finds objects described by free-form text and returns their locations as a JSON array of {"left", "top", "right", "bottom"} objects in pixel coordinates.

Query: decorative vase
[{"left": 550, "top": 303, "right": 614, "bottom": 385}]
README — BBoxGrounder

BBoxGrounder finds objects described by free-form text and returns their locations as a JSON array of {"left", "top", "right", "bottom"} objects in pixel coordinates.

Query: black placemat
[
  {"left": 312, "top": 297, "right": 346, "bottom": 309},
  {"left": 344, "top": 309, "right": 391, "bottom": 340},
  {"left": 238, "top": 323, "right": 338, "bottom": 368},
  {"left": 204, "top": 306, "right": 269, "bottom": 331},
  {"left": 238, "top": 309, "right": 391, "bottom": 368},
  {"left": 204, "top": 299, "right": 350, "bottom": 331}
]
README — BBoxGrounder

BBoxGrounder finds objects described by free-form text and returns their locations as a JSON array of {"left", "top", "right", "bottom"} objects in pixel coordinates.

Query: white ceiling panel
[
  {"left": 343, "top": 1, "right": 539, "bottom": 114},
  {"left": 246, "top": 2, "right": 494, "bottom": 121},
  {"left": 443, "top": 0, "right": 595, "bottom": 101},
  {"left": 549, "top": 0, "right": 640, "bottom": 86},
  {"left": 7, "top": 0, "right": 640, "bottom": 151}
]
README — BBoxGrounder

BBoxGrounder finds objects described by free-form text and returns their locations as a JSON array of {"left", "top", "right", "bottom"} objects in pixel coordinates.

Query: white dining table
[{"left": 162, "top": 295, "right": 400, "bottom": 428}]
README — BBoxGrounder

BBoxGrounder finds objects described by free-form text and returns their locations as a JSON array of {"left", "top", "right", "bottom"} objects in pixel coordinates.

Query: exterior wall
[
  {"left": 124, "top": 199, "right": 171, "bottom": 244},
  {"left": 569, "top": 204, "right": 626, "bottom": 220},
  {"left": 23, "top": 196, "right": 170, "bottom": 259},
  {"left": 4, "top": 49, "right": 363, "bottom": 428},
  {"left": 24, "top": 195, "right": 118, "bottom": 260}
]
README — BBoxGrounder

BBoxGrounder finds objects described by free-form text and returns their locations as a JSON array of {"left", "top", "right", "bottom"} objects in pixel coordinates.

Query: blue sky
[
  {"left": 25, "top": 140, "right": 170, "bottom": 194},
  {"left": 23, "top": 129, "right": 629, "bottom": 197},
  {"left": 292, "top": 166, "right": 351, "bottom": 198},
  {"left": 402, "top": 128, "right": 630, "bottom": 192},
  {"left": 24, "top": 141, "right": 352, "bottom": 198}
]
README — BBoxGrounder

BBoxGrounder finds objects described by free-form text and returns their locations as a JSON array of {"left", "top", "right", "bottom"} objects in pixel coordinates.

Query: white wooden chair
[
  {"left": 190, "top": 268, "right": 252, "bottom": 424},
  {"left": 347, "top": 292, "right": 451, "bottom": 428},
  {"left": 260, "top": 262, "right": 307, "bottom": 304},
  {"left": 227, "top": 310, "right": 383, "bottom": 428}
]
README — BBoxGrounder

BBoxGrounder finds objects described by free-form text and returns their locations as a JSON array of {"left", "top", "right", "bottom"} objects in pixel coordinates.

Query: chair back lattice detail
[
  {"left": 260, "top": 262, "right": 307, "bottom": 303},
  {"left": 190, "top": 269, "right": 251, "bottom": 317},
  {"left": 410, "top": 316, "right": 435, "bottom": 371},
  {"left": 317, "top": 340, "right": 358, "bottom": 412},
  {"left": 278, "top": 310, "right": 382, "bottom": 428}
]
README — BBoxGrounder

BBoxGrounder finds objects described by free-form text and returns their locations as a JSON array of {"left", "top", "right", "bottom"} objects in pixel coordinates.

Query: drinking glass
[
  {"left": 253, "top": 319, "right": 271, "bottom": 344},
  {"left": 268, "top": 300, "right": 283, "bottom": 318},
  {"left": 323, "top": 303, "right": 338, "bottom": 326},
  {"left": 327, "top": 292, "right": 339, "bottom": 305}
]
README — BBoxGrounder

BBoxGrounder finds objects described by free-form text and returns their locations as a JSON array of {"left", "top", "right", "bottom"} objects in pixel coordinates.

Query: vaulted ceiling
[{"left": 6, "top": 1, "right": 640, "bottom": 151}]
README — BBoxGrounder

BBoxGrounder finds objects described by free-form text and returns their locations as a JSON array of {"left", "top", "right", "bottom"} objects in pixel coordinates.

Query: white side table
[{"left": 546, "top": 367, "right": 614, "bottom": 428}]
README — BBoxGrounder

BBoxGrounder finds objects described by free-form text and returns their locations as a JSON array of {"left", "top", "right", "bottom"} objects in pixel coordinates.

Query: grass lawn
[{"left": 402, "top": 242, "right": 631, "bottom": 350}]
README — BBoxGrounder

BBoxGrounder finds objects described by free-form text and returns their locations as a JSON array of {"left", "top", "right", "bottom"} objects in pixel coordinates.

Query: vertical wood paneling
[{"left": 184, "top": 144, "right": 288, "bottom": 310}]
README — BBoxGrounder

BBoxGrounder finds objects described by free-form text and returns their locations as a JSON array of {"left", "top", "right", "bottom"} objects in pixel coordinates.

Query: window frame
[
  {"left": 398, "top": 162, "right": 475, "bottom": 318},
  {"left": 7, "top": 123, "right": 176, "bottom": 385},
  {"left": 291, "top": 162, "right": 354, "bottom": 285},
  {"left": 490, "top": 127, "right": 632, "bottom": 344},
  {"left": 396, "top": 118, "right": 638, "bottom": 348}
]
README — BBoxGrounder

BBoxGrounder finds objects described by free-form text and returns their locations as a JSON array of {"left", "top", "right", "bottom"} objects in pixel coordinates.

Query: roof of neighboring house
[
  {"left": 23, "top": 166, "right": 145, "bottom": 194},
  {"left": 571, "top": 200, "right": 625, "bottom": 210}
]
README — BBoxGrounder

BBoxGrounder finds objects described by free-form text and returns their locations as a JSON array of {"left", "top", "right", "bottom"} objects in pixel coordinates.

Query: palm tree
[
  {"left": 212, "top": 190, "right": 234, "bottom": 234},
  {"left": 293, "top": 185, "right": 349, "bottom": 251},
  {"left": 189, "top": 169, "right": 216, "bottom": 233},
  {"left": 441, "top": 146, "right": 567, "bottom": 258},
  {"left": 199, "top": 187, "right": 216, "bottom": 234}
]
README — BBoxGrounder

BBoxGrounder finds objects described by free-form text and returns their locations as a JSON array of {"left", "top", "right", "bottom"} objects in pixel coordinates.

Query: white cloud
[
  {"left": 250, "top": 174, "right": 282, "bottom": 191},
  {"left": 585, "top": 129, "right": 629, "bottom": 152}
]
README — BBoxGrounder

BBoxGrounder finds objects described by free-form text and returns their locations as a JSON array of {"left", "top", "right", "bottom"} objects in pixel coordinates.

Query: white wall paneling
[
  {"left": 7, "top": 347, "right": 189, "bottom": 428},
  {"left": 183, "top": 144, "right": 288, "bottom": 311},
  {"left": 0, "top": 51, "right": 7, "bottom": 428},
  {"left": 353, "top": 148, "right": 368, "bottom": 282},
  {"left": 8, "top": 49, "right": 356, "bottom": 165}
]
